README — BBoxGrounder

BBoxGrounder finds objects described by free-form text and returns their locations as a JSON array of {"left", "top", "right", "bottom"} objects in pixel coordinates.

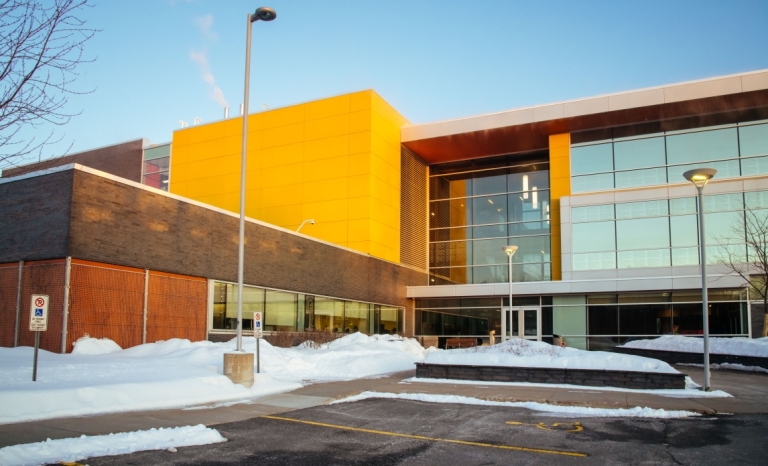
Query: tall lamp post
[
  {"left": 502, "top": 245, "right": 518, "bottom": 343},
  {"left": 225, "top": 6, "right": 276, "bottom": 388},
  {"left": 683, "top": 168, "right": 717, "bottom": 391}
]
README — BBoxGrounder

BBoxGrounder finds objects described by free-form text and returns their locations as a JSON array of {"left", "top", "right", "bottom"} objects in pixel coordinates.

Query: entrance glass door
[{"left": 502, "top": 307, "right": 541, "bottom": 341}]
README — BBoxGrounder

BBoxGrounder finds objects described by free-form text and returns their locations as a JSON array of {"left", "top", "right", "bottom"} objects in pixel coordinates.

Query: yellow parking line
[{"left": 262, "top": 415, "right": 588, "bottom": 458}]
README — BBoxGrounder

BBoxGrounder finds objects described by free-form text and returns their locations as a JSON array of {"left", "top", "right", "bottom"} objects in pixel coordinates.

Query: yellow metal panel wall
[
  {"left": 170, "top": 90, "right": 407, "bottom": 263},
  {"left": 549, "top": 133, "right": 571, "bottom": 281}
]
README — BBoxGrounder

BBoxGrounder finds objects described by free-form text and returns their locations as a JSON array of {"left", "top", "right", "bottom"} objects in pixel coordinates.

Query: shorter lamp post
[
  {"left": 683, "top": 167, "right": 717, "bottom": 391},
  {"left": 502, "top": 245, "right": 518, "bottom": 343}
]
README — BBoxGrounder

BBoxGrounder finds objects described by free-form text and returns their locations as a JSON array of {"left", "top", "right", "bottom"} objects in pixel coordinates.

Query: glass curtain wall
[
  {"left": 429, "top": 154, "right": 552, "bottom": 285},
  {"left": 415, "top": 291, "right": 747, "bottom": 350},
  {"left": 212, "top": 281, "right": 402, "bottom": 334},
  {"left": 571, "top": 190, "right": 768, "bottom": 271},
  {"left": 142, "top": 144, "right": 171, "bottom": 191},
  {"left": 571, "top": 121, "right": 768, "bottom": 193}
]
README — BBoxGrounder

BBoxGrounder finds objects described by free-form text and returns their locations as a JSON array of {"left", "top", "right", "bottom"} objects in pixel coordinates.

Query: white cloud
[{"left": 195, "top": 14, "right": 217, "bottom": 41}]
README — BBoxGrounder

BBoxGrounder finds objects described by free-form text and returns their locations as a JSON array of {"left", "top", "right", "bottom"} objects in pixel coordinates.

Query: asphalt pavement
[{"left": 86, "top": 398, "right": 768, "bottom": 465}]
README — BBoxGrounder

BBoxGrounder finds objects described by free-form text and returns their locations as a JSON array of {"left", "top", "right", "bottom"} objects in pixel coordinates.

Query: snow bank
[
  {"left": 424, "top": 339, "right": 678, "bottom": 374},
  {"left": 0, "top": 424, "right": 225, "bottom": 466},
  {"left": 257, "top": 333, "right": 427, "bottom": 382},
  {"left": 71, "top": 336, "right": 122, "bottom": 355},
  {"left": 0, "top": 333, "right": 426, "bottom": 424},
  {"left": 623, "top": 335, "right": 768, "bottom": 357},
  {"left": 404, "top": 377, "right": 732, "bottom": 398},
  {"left": 332, "top": 391, "right": 701, "bottom": 418}
]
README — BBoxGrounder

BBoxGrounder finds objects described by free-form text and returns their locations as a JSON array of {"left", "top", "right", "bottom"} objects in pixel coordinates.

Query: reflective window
[
  {"left": 670, "top": 215, "right": 699, "bottom": 247},
  {"left": 572, "top": 173, "right": 614, "bottom": 193},
  {"left": 314, "top": 297, "right": 344, "bottom": 333},
  {"left": 344, "top": 302, "right": 369, "bottom": 334},
  {"left": 572, "top": 204, "right": 614, "bottom": 223},
  {"left": 573, "top": 221, "right": 615, "bottom": 253},
  {"left": 142, "top": 144, "right": 171, "bottom": 192},
  {"left": 615, "top": 200, "right": 668, "bottom": 219},
  {"left": 616, "top": 217, "right": 669, "bottom": 250},
  {"left": 666, "top": 128, "right": 738, "bottom": 165},
  {"left": 571, "top": 143, "right": 613, "bottom": 175},
  {"left": 429, "top": 158, "right": 551, "bottom": 284},
  {"left": 739, "top": 123, "right": 768, "bottom": 157},
  {"left": 614, "top": 167, "right": 666, "bottom": 189},
  {"left": 265, "top": 290, "right": 296, "bottom": 332},
  {"left": 472, "top": 195, "right": 507, "bottom": 225},
  {"left": 571, "top": 123, "right": 763, "bottom": 193},
  {"left": 614, "top": 137, "right": 666, "bottom": 170},
  {"left": 472, "top": 174, "right": 507, "bottom": 196}
]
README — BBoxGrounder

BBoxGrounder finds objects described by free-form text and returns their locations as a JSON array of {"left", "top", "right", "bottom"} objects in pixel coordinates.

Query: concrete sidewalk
[{"left": 1, "top": 365, "right": 766, "bottom": 449}]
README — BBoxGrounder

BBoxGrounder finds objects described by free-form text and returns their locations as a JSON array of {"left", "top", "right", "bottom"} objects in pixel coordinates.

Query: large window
[
  {"left": 571, "top": 121, "right": 768, "bottom": 193},
  {"left": 143, "top": 144, "right": 170, "bottom": 191},
  {"left": 429, "top": 155, "right": 551, "bottom": 285},
  {"left": 571, "top": 190, "right": 767, "bottom": 271},
  {"left": 211, "top": 281, "right": 402, "bottom": 335}
]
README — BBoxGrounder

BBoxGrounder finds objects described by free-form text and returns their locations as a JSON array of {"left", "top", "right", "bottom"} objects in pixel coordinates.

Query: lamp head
[
  {"left": 502, "top": 245, "right": 518, "bottom": 257},
  {"left": 251, "top": 7, "right": 277, "bottom": 22},
  {"left": 309, "top": 219, "right": 315, "bottom": 225},
  {"left": 683, "top": 168, "right": 716, "bottom": 188}
]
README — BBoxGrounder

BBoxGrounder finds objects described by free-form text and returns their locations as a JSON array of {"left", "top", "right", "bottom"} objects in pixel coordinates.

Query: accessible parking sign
[{"left": 29, "top": 294, "right": 49, "bottom": 331}]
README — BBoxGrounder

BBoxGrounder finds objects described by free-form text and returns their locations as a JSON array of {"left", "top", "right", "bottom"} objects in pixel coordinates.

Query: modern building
[{"left": 2, "top": 69, "right": 767, "bottom": 352}]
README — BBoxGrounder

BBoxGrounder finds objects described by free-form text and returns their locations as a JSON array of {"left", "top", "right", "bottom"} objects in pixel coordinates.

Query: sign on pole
[
  {"left": 29, "top": 295, "right": 49, "bottom": 332},
  {"left": 30, "top": 294, "right": 49, "bottom": 382},
  {"left": 253, "top": 311, "right": 263, "bottom": 338}
]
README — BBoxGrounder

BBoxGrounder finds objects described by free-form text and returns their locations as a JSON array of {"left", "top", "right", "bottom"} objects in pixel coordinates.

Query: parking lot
[{"left": 88, "top": 398, "right": 768, "bottom": 465}]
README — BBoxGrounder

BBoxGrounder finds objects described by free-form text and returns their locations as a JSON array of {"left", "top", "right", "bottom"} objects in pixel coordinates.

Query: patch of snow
[
  {"left": 623, "top": 335, "right": 768, "bottom": 357},
  {"left": 424, "top": 338, "right": 678, "bottom": 374},
  {"left": 331, "top": 391, "right": 702, "bottom": 418},
  {"left": 678, "top": 362, "right": 768, "bottom": 374},
  {"left": 0, "top": 424, "right": 225, "bottom": 466},
  {"left": 71, "top": 335, "right": 122, "bottom": 355},
  {"left": 0, "top": 333, "right": 427, "bottom": 424},
  {"left": 402, "top": 377, "right": 732, "bottom": 398}
]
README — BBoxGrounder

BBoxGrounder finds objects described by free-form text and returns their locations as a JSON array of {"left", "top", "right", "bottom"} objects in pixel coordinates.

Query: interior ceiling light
[
  {"left": 488, "top": 199, "right": 494, "bottom": 204},
  {"left": 523, "top": 175, "right": 529, "bottom": 199},
  {"left": 532, "top": 187, "right": 538, "bottom": 210}
]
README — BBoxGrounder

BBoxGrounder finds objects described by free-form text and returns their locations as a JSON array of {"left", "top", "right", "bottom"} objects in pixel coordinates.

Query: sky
[{"left": 21, "top": 0, "right": 768, "bottom": 156}]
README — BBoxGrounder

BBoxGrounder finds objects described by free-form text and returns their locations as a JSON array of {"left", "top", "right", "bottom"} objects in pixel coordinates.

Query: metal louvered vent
[{"left": 400, "top": 146, "right": 428, "bottom": 270}]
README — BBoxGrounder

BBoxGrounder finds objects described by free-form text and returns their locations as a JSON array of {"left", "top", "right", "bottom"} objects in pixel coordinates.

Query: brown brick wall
[
  {"left": 2, "top": 139, "right": 144, "bottom": 182},
  {"left": 0, "top": 170, "right": 73, "bottom": 263},
  {"left": 68, "top": 169, "right": 426, "bottom": 316}
]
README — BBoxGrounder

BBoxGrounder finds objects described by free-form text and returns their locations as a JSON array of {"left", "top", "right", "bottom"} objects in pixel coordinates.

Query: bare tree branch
[
  {"left": 0, "top": 0, "right": 97, "bottom": 171},
  {"left": 717, "top": 205, "right": 768, "bottom": 336}
]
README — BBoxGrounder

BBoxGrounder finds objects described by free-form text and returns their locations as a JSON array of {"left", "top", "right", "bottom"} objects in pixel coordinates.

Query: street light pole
[
  {"left": 502, "top": 245, "right": 518, "bottom": 343},
  {"left": 236, "top": 6, "right": 277, "bottom": 353},
  {"left": 683, "top": 168, "right": 716, "bottom": 391}
]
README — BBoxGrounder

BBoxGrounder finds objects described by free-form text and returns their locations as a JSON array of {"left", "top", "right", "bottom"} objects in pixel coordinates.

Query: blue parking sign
[
  {"left": 255, "top": 322, "right": 261, "bottom": 328},
  {"left": 35, "top": 308, "right": 43, "bottom": 317}
]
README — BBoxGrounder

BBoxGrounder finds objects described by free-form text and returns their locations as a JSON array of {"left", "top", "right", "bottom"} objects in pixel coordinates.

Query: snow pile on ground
[
  {"left": 623, "top": 335, "right": 768, "bottom": 357},
  {"left": 679, "top": 362, "right": 768, "bottom": 374},
  {"left": 0, "top": 424, "right": 225, "bottom": 466},
  {"left": 258, "top": 333, "right": 428, "bottom": 382},
  {"left": 404, "top": 377, "right": 732, "bottom": 398},
  {"left": 424, "top": 338, "right": 678, "bottom": 374},
  {"left": 0, "top": 333, "right": 427, "bottom": 424},
  {"left": 71, "top": 335, "right": 123, "bottom": 355},
  {"left": 332, "top": 391, "right": 702, "bottom": 418}
]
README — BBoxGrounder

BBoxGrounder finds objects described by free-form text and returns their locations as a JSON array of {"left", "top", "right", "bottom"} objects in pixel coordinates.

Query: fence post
[
  {"left": 61, "top": 257, "right": 72, "bottom": 354},
  {"left": 14, "top": 261, "right": 23, "bottom": 347},
  {"left": 143, "top": 269, "right": 149, "bottom": 344}
]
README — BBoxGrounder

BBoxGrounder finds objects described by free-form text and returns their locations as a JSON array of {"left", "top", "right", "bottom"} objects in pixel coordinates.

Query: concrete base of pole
[{"left": 223, "top": 352, "right": 254, "bottom": 388}]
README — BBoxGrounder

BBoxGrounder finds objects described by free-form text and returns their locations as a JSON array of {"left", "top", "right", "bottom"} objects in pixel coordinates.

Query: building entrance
[{"left": 502, "top": 307, "right": 541, "bottom": 341}]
